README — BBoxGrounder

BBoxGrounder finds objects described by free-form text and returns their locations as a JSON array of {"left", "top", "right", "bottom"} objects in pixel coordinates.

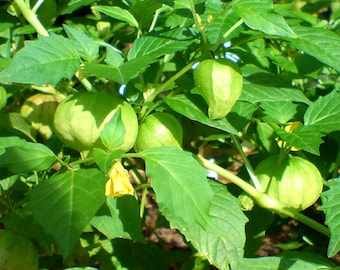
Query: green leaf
[
  {"left": 92, "top": 148, "right": 125, "bottom": 174},
  {"left": 165, "top": 94, "right": 238, "bottom": 135},
  {"left": 260, "top": 101, "right": 298, "bottom": 124},
  {"left": 205, "top": 10, "right": 243, "bottom": 44},
  {"left": 177, "top": 181, "right": 248, "bottom": 269},
  {"left": 304, "top": 91, "right": 340, "bottom": 134},
  {"left": 0, "top": 112, "right": 36, "bottom": 142},
  {"left": 28, "top": 168, "right": 107, "bottom": 257},
  {"left": 0, "top": 175, "right": 19, "bottom": 192},
  {"left": 84, "top": 55, "right": 156, "bottom": 84},
  {"left": 127, "top": 28, "right": 195, "bottom": 59},
  {"left": 256, "top": 121, "right": 280, "bottom": 153},
  {"left": 276, "top": 125, "right": 324, "bottom": 155},
  {"left": 63, "top": 24, "right": 99, "bottom": 61},
  {"left": 142, "top": 147, "right": 213, "bottom": 228},
  {"left": 285, "top": 26, "right": 340, "bottom": 73},
  {"left": 128, "top": 0, "right": 162, "bottom": 29},
  {"left": 0, "top": 35, "right": 80, "bottom": 86},
  {"left": 227, "top": 101, "right": 257, "bottom": 132},
  {"left": 90, "top": 196, "right": 145, "bottom": 242},
  {"left": 92, "top": 6, "right": 139, "bottom": 28},
  {"left": 100, "top": 108, "right": 125, "bottom": 150},
  {"left": 239, "top": 251, "right": 336, "bottom": 269},
  {"left": 60, "top": 0, "right": 97, "bottom": 15},
  {"left": 109, "top": 239, "right": 169, "bottom": 270},
  {"left": 0, "top": 136, "right": 25, "bottom": 153},
  {"left": 104, "top": 46, "right": 124, "bottom": 67},
  {"left": 0, "top": 140, "right": 56, "bottom": 173},
  {"left": 232, "top": 0, "right": 296, "bottom": 38},
  {"left": 240, "top": 83, "right": 310, "bottom": 104},
  {"left": 320, "top": 178, "right": 340, "bottom": 257}
]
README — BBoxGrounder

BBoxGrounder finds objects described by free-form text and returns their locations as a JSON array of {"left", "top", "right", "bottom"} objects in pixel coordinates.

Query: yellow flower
[{"left": 105, "top": 161, "right": 134, "bottom": 197}]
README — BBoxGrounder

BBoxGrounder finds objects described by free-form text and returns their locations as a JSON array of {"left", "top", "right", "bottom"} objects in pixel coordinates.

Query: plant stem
[
  {"left": 14, "top": 0, "right": 49, "bottom": 36},
  {"left": 195, "top": 155, "right": 331, "bottom": 237},
  {"left": 149, "top": 8, "right": 161, "bottom": 32},
  {"left": 189, "top": 0, "right": 209, "bottom": 55},
  {"left": 210, "top": 18, "right": 243, "bottom": 52},
  {"left": 139, "top": 187, "right": 148, "bottom": 219},
  {"left": 231, "top": 134, "right": 263, "bottom": 191},
  {"left": 138, "top": 59, "right": 201, "bottom": 121}
]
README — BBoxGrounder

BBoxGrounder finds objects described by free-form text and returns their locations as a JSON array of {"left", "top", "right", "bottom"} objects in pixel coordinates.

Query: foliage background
[{"left": 0, "top": 0, "right": 340, "bottom": 269}]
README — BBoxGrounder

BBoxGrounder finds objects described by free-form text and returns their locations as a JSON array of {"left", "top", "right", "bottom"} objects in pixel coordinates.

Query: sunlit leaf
[
  {"left": 0, "top": 140, "right": 56, "bottom": 173},
  {"left": 92, "top": 6, "right": 139, "bottom": 28},
  {"left": 260, "top": 101, "right": 298, "bottom": 124},
  {"left": 142, "top": 147, "right": 213, "bottom": 228},
  {"left": 0, "top": 35, "right": 80, "bottom": 86},
  {"left": 276, "top": 125, "right": 324, "bottom": 155},
  {"left": 128, "top": 28, "right": 195, "bottom": 59},
  {"left": 233, "top": 0, "right": 296, "bottom": 38},
  {"left": 28, "top": 169, "right": 106, "bottom": 257},
  {"left": 285, "top": 26, "right": 340, "bottom": 73},
  {"left": 304, "top": 91, "right": 340, "bottom": 134},
  {"left": 239, "top": 251, "right": 336, "bottom": 269},
  {"left": 240, "top": 83, "right": 310, "bottom": 104},
  {"left": 91, "top": 196, "right": 144, "bottom": 242},
  {"left": 320, "top": 179, "right": 340, "bottom": 257},
  {"left": 64, "top": 24, "right": 99, "bottom": 61},
  {"left": 178, "top": 181, "right": 248, "bottom": 269},
  {"left": 165, "top": 94, "right": 238, "bottom": 134}
]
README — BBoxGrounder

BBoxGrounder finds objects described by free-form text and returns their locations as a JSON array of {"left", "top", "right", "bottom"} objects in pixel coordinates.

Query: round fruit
[
  {"left": 255, "top": 155, "right": 323, "bottom": 211},
  {"left": 193, "top": 58, "right": 243, "bottom": 120},
  {"left": 0, "top": 87, "right": 7, "bottom": 110},
  {"left": 20, "top": 93, "right": 59, "bottom": 140},
  {"left": 0, "top": 230, "right": 39, "bottom": 270},
  {"left": 53, "top": 91, "right": 138, "bottom": 152},
  {"left": 134, "top": 112, "right": 183, "bottom": 152}
]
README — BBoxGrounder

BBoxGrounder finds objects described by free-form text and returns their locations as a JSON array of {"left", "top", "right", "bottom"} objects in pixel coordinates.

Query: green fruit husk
[
  {"left": 54, "top": 91, "right": 138, "bottom": 152},
  {"left": 134, "top": 112, "right": 183, "bottom": 152},
  {"left": 255, "top": 155, "right": 323, "bottom": 211},
  {"left": 20, "top": 93, "right": 59, "bottom": 140},
  {"left": 193, "top": 59, "right": 243, "bottom": 120},
  {"left": 0, "top": 230, "right": 39, "bottom": 270}
]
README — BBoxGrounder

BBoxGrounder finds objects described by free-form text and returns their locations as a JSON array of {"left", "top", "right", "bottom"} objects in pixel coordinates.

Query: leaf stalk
[{"left": 14, "top": 0, "right": 49, "bottom": 36}]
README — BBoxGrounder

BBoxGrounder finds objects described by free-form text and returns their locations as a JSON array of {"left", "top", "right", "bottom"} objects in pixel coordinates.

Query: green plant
[
  {"left": 134, "top": 112, "right": 183, "bottom": 151},
  {"left": 0, "top": 0, "right": 340, "bottom": 269},
  {"left": 193, "top": 59, "right": 243, "bottom": 119}
]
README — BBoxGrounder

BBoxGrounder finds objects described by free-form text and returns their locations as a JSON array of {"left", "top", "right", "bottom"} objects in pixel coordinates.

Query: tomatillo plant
[{"left": 0, "top": 0, "right": 340, "bottom": 269}]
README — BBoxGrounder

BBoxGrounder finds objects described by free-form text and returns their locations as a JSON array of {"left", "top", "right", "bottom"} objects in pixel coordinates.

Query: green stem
[
  {"left": 138, "top": 59, "right": 201, "bottom": 121},
  {"left": 68, "top": 157, "right": 94, "bottom": 167},
  {"left": 189, "top": 0, "right": 209, "bottom": 55},
  {"left": 31, "top": 0, "right": 44, "bottom": 13},
  {"left": 231, "top": 134, "right": 263, "bottom": 191},
  {"left": 139, "top": 187, "right": 148, "bottom": 219},
  {"left": 210, "top": 18, "right": 243, "bottom": 52},
  {"left": 148, "top": 8, "right": 161, "bottom": 32},
  {"left": 195, "top": 155, "right": 331, "bottom": 237},
  {"left": 75, "top": 71, "right": 96, "bottom": 92},
  {"left": 14, "top": 0, "right": 49, "bottom": 36}
]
